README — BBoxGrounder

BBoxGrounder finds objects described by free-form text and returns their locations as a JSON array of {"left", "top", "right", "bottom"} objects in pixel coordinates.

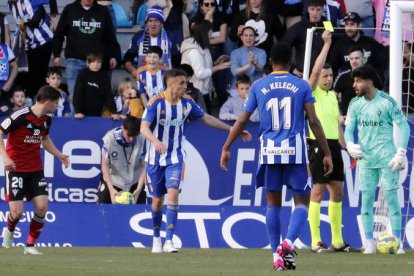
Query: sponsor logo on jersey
[
  {"left": 262, "top": 147, "right": 296, "bottom": 155},
  {"left": 24, "top": 136, "right": 41, "bottom": 143},
  {"left": 33, "top": 129, "right": 41, "bottom": 136},
  {"left": 1, "top": 118, "right": 11, "bottom": 129},
  {"left": 358, "top": 119, "right": 384, "bottom": 127},
  {"left": 159, "top": 119, "right": 185, "bottom": 127}
]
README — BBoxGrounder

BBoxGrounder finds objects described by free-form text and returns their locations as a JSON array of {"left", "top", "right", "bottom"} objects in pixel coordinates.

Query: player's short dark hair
[
  {"left": 86, "top": 51, "right": 103, "bottom": 63},
  {"left": 236, "top": 74, "right": 251, "bottom": 87},
  {"left": 351, "top": 65, "right": 384, "bottom": 90},
  {"left": 47, "top": 67, "right": 62, "bottom": 77},
  {"left": 270, "top": 43, "right": 292, "bottom": 66},
  {"left": 163, "top": 69, "right": 187, "bottom": 86},
  {"left": 178, "top": 64, "right": 194, "bottom": 77},
  {"left": 347, "top": 46, "right": 364, "bottom": 56},
  {"left": 36, "top": 85, "right": 61, "bottom": 103},
  {"left": 147, "top": 46, "right": 163, "bottom": 58},
  {"left": 10, "top": 86, "right": 26, "bottom": 98},
  {"left": 308, "top": 0, "right": 326, "bottom": 7},
  {"left": 123, "top": 116, "right": 141, "bottom": 137}
]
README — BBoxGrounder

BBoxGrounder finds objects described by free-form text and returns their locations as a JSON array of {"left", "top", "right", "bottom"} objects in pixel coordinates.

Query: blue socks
[
  {"left": 286, "top": 204, "right": 308, "bottom": 242},
  {"left": 152, "top": 208, "right": 162, "bottom": 238},
  {"left": 166, "top": 204, "right": 179, "bottom": 241},
  {"left": 266, "top": 205, "right": 281, "bottom": 253}
]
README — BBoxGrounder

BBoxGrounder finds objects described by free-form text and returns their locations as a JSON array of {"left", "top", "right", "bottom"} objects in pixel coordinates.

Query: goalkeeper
[{"left": 344, "top": 65, "right": 410, "bottom": 254}]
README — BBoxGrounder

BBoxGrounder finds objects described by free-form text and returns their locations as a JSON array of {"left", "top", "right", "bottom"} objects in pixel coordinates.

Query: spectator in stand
[
  {"left": 333, "top": 46, "right": 365, "bottom": 124},
  {"left": 162, "top": 0, "right": 191, "bottom": 67},
  {"left": 0, "top": 12, "right": 11, "bottom": 46},
  {"left": 0, "top": 86, "right": 27, "bottom": 117},
  {"left": 113, "top": 77, "right": 145, "bottom": 119},
  {"left": 45, "top": 67, "right": 71, "bottom": 117},
  {"left": 53, "top": 0, "right": 121, "bottom": 107},
  {"left": 230, "top": 0, "right": 285, "bottom": 55},
  {"left": 123, "top": 5, "right": 173, "bottom": 75},
  {"left": 281, "top": 0, "right": 332, "bottom": 77},
  {"left": 343, "top": 0, "right": 375, "bottom": 38},
  {"left": 303, "top": 0, "right": 345, "bottom": 27},
  {"left": 8, "top": 0, "right": 58, "bottom": 100},
  {"left": 178, "top": 63, "right": 207, "bottom": 112},
  {"left": 229, "top": 25, "right": 266, "bottom": 97},
  {"left": 191, "top": 0, "right": 230, "bottom": 107},
  {"left": 98, "top": 116, "right": 146, "bottom": 204},
  {"left": 73, "top": 52, "right": 119, "bottom": 120},
  {"left": 219, "top": 74, "right": 259, "bottom": 122},
  {"left": 328, "top": 12, "right": 387, "bottom": 79},
  {"left": 0, "top": 40, "right": 18, "bottom": 101},
  {"left": 272, "top": 0, "right": 304, "bottom": 30},
  {"left": 137, "top": 46, "right": 169, "bottom": 107},
  {"left": 180, "top": 20, "right": 231, "bottom": 114}
]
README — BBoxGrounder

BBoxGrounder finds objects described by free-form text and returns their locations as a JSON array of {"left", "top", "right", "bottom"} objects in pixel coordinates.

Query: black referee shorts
[{"left": 308, "top": 139, "right": 344, "bottom": 184}]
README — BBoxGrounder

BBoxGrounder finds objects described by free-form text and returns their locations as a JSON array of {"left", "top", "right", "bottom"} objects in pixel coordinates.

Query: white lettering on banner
[
  {"left": 0, "top": 211, "right": 55, "bottom": 222},
  {"left": 62, "top": 141, "right": 101, "bottom": 178},
  {"left": 47, "top": 184, "right": 98, "bottom": 203},
  {"left": 13, "top": 242, "right": 72, "bottom": 247},
  {"left": 222, "top": 212, "right": 269, "bottom": 249},
  {"left": 233, "top": 149, "right": 255, "bottom": 206},
  {"left": 179, "top": 213, "right": 221, "bottom": 248}
]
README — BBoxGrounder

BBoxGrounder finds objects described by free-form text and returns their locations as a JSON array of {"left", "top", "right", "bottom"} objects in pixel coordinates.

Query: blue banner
[
  {"left": 1, "top": 203, "right": 413, "bottom": 249},
  {"left": 0, "top": 117, "right": 412, "bottom": 209}
]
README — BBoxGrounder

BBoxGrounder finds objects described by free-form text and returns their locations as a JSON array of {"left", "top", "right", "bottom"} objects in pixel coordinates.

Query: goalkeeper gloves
[
  {"left": 388, "top": 148, "right": 407, "bottom": 172},
  {"left": 346, "top": 143, "right": 363, "bottom": 159}
]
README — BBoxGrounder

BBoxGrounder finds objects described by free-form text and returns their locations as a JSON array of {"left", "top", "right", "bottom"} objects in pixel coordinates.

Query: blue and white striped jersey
[
  {"left": 142, "top": 92, "right": 205, "bottom": 166},
  {"left": 137, "top": 65, "right": 167, "bottom": 99},
  {"left": 244, "top": 71, "right": 315, "bottom": 164},
  {"left": 8, "top": 0, "right": 53, "bottom": 50}
]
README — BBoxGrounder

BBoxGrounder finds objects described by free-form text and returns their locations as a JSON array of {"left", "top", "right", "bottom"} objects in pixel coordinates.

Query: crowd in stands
[{"left": 0, "top": 0, "right": 413, "bottom": 121}]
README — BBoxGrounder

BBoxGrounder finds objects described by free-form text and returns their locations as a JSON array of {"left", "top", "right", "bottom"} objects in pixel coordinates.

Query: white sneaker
[
  {"left": 163, "top": 240, "right": 178, "bottom": 253},
  {"left": 363, "top": 239, "right": 376, "bottom": 254},
  {"left": 151, "top": 237, "right": 162, "bottom": 253},
  {"left": 24, "top": 246, "right": 43, "bottom": 255},
  {"left": 2, "top": 227, "right": 14, "bottom": 248}
]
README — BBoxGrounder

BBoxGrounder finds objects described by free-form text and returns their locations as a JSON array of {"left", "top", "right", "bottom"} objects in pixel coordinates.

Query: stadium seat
[
  {"left": 136, "top": 2, "right": 148, "bottom": 28},
  {"left": 113, "top": 2, "right": 132, "bottom": 28}
]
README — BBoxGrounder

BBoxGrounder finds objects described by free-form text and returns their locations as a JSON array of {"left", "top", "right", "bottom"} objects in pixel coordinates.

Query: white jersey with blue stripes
[
  {"left": 142, "top": 92, "right": 205, "bottom": 166},
  {"left": 244, "top": 71, "right": 315, "bottom": 164},
  {"left": 9, "top": 0, "right": 53, "bottom": 50},
  {"left": 137, "top": 65, "right": 168, "bottom": 99}
]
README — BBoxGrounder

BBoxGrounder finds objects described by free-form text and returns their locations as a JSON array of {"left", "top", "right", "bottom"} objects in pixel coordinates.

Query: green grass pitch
[{"left": 0, "top": 247, "right": 413, "bottom": 275}]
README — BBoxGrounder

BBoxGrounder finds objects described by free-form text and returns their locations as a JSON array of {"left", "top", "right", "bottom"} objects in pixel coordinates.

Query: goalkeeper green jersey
[{"left": 344, "top": 90, "right": 410, "bottom": 168}]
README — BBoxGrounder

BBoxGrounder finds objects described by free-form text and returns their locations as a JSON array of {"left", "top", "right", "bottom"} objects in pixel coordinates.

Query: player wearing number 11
[{"left": 221, "top": 43, "right": 333, "bottom": 271}]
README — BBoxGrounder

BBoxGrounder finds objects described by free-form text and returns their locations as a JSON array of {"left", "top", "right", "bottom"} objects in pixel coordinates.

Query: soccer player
[
  {"left": 221, "top": 43, "right": 333, "bottom": 271},
  {"left": 307, "top": 31, "right": 352, "bottom": 253},
  {"left": 344, "top": 65, "right": 410, "bottom": 254},
  {"left": 0, "top": 86, "right": 70, "bottom": 255},
  {"left": 141, "top": 68, "right": 251, "bottom": 253}
]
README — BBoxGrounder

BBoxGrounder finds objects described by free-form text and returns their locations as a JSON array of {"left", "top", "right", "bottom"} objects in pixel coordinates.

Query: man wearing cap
[
  {"left": 329, "top": 11, "right": 387, "bottom": 79},
  {"left": 123, "top": 5, "right": 172, "bottom": 79},
  {"left": 53, "top": 0, "right": 121, "bottom": 108}
]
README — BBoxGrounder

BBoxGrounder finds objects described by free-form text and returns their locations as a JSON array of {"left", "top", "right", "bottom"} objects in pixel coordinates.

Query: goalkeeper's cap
[{"left": 351, "top": 65, "right": 383, "bottom": 90}]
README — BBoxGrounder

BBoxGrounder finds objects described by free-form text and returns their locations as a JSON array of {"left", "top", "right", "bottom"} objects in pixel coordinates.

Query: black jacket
[
  {"left": 52, "top": 1, "right": 121, "bottom": 69},
  {"left": 73, "top": 68, "right": 116, "bottom": 116}
]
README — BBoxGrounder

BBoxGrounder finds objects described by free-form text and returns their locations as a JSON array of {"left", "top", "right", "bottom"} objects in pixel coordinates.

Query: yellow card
[{"left": 323, "top": 21, "right": 334, "bottom": 32}]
